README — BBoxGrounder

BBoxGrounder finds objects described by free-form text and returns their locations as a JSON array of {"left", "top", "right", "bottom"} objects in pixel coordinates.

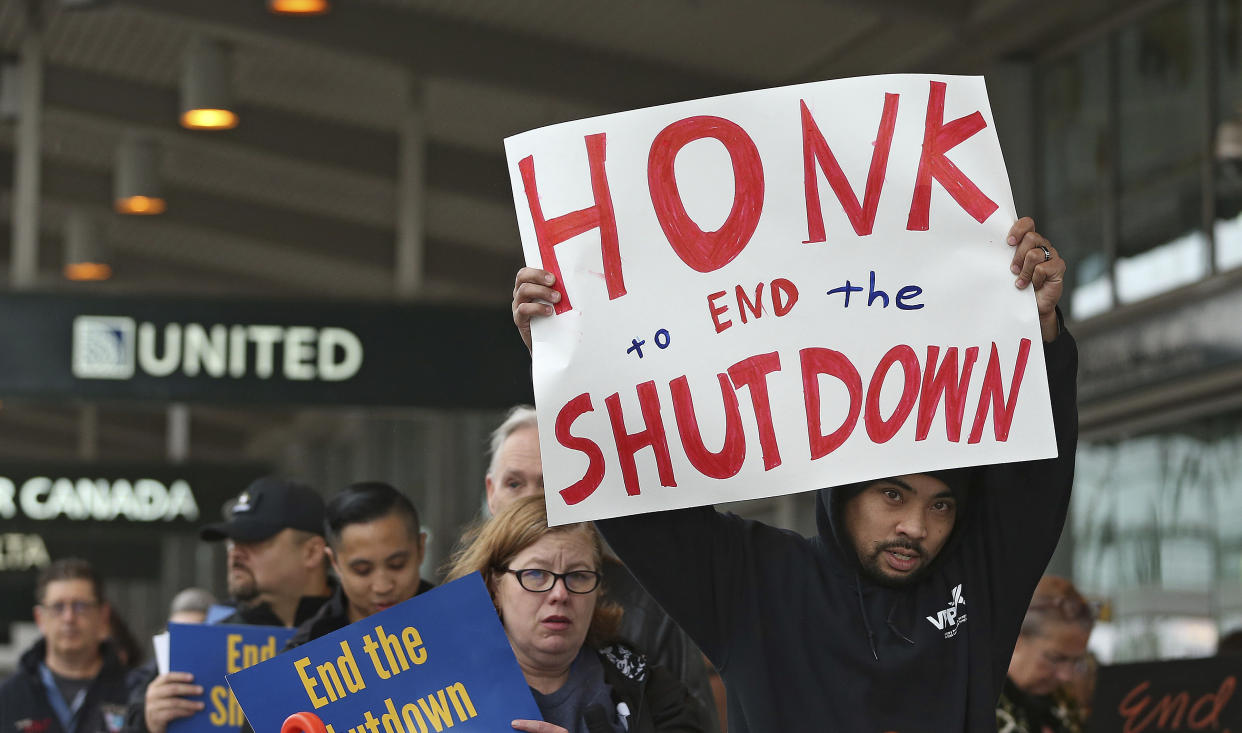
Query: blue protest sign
[
  {"left": 226, "top": 574, "right": 540, "bottom": 733},
  {"left": 168, "top": 623, "right": 297, "bottom": 733}
]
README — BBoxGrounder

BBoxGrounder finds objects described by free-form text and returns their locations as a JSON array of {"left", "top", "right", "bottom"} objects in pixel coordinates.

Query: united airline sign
[
  {"left": 0, "top": 292, "right": 531, "bottom": 407},
  {"left": 72, "top": 318, "right": 364, "bottom": 382}
]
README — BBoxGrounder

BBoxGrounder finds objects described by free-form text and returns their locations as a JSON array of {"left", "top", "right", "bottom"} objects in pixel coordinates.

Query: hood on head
[{"left": 814, "top": 468, "right": 974, "bottom": 565}]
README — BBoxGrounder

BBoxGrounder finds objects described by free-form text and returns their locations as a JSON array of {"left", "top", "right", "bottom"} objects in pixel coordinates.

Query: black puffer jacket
[{"left": 0, "top": 640, "right": 130, "bottom": 733}]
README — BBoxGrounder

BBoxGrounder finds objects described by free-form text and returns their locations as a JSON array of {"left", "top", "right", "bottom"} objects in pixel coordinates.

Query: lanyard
[{"left": 38, "top": 663, "right": 89, "bottom": 733}]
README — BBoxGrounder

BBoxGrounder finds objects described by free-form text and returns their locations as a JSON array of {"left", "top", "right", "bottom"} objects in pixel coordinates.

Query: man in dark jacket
[
  {"left": 286, "top": 481, "right": 434, "bottom": 648},
  {"left": 201, "top": 477, "right": 334, "bottom": 628},
  {"left": 0, "top": 559, "right": 129, "bottom": 733},
  {"left": 510, "top": 218, "right": 1076, "bottom": 732},
  {"left": 132, "top": 478, "right": 333, "bottom": 733},
  {"left": 236, "top": 484, "right": 435, "bottom": 733}
]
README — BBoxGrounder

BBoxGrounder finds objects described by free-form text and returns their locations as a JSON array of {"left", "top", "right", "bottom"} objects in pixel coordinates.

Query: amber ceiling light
[
  {"left": 181, "top": 38, "right": 238, "bottom": 130},
  {"left": 269, "top": 0, "right": 330, "bottom": 15},
  {"left": 64, "top": 210, "right": 112, "bottom": 281},
  {"left": 114, "top": 135, "right": 166, "bottom": 215}
]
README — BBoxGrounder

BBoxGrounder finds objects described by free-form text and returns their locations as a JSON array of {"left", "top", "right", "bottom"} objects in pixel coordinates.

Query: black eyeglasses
[
  {"left": 40, "top": 600, "right": 100, "bottom": 617},
  {"left": 500, "top": 568, "right": 602, "bottom": 594}
]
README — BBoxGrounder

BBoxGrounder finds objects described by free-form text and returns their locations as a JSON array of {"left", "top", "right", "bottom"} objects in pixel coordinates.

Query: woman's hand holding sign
[{"left": 1006, "top": 217, "right": 1065, "bottom": 343}]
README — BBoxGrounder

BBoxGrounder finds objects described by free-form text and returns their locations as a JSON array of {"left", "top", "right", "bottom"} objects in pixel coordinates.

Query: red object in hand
[{"left": 281, "top": 712, "right": 327, "bottom": 733}]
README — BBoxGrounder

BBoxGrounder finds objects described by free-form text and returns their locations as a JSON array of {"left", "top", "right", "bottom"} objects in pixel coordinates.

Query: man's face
[
  {"left": 486, "top": 426, "right": 543, "bottom": 515},
  {"left": 226, "top": 528, "right": 314, "bottom": 602},
  {"left": 329, "top": 513, "right": 426, "bottom": 623},
  {"left": 34, "top": 579, "right": 109, "bottom": 661},
  {"left": 841, "top": 474, "right": 958, "bottom": 587}
]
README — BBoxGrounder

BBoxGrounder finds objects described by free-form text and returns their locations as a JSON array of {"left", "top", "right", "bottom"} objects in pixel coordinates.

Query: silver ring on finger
[{"left": 1037, "top": 244, "right": 1051, "bottom": 262}]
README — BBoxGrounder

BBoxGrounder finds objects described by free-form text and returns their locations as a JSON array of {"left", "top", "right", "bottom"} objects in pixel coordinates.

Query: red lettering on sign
[
  {"left": 865, "top": 345, "right": 920, "bottom": 444},
  {"left": 800, "top": 348, "right": 862, "bottom": 460},
  {"left": 1188, "top": 676, "right": 1235, "bottom": 728},
  {"left": 648, "top": 116, "right": 765, "bottom": 273},
  {"left": 736, "top": 283, "right": 764, "bottom": 324},
  {"left": 801, "top": 93, "right": 899, "bottom": 243},
  {"left": 606, "top": 381, "right": 677, "bottom": 496},
  {"left": 707, "top": 290, "right": 733, "bottom": 333},
  {"left": 916, "top": 346, "right": 979, "bottom": 442},
  {"left": 771, "top": 278, "right": 799, "bottom": 316},
  {"left": 1117, "top": 676, "right": 1236, "bottom": 733},
  {"left": 906, "top": 80, "right": 999, "bottom": 231},
  {"left": 671, "top": 373, "right": 746, "bottom": 479},
  {"left": 727, "top": 352, "right": 783, "bottom": 470},
  {"left": 554, "top": 393, "right": 606, "bottom": 506},
  {"left": 519, "top": 133, "right": 624, "bottom": 314},
  {"left": 549, "top": 339, "right": 1035, "bottom": 506},
  {"left": 707, "top": 280, "right": 800, "bottom": 332},
  {"left": 968, "top": 339, "right": 1031, "bottom": 444}
]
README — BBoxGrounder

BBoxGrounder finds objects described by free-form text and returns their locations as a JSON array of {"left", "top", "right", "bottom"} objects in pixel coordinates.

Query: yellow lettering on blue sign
[
  {"left": 401, "top": 628, "right": 426, "bottom": 666},
  {"left": 227, "top": 633, "right": 280, "bottom": 674},
  {"left": 295, "top": 656, "right": 329, "bottom": 709},
  {"left": 208, "top": 686, "right": 244, "bottom": 727}
]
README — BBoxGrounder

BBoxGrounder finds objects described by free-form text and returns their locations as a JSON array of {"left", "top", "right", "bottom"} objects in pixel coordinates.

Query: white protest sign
[{"left": 504, "top": 74, "right": 1057, "bottom": 526}]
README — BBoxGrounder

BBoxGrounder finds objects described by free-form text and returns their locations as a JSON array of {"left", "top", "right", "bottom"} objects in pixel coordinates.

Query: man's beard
[
  {"left": 228, "top": 568, "right": 259, "bottom": 602},
  {"left": 857, "top": 538, "right": 929, "bottom": 588}
]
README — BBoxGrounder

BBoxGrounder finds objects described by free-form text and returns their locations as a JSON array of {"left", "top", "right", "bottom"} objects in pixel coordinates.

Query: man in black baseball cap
[
  {"left": 130, "top": 478, "right": 334, "bottom": 733},
  {"left": 199, "top": 476, "right": 333, "bottom": 628}
]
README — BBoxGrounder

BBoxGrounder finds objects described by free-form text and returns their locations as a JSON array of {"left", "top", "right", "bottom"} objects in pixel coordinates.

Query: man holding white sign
[{"left": 506, "top": 74, "right": 1077, "bottom": 732}]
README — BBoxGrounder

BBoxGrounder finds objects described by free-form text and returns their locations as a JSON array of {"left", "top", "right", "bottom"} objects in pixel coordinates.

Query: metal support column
[
  {"left": 1202, "top": 0, "right": 1220, "bottom": 276},
  {"left": 168, "top": 403, "right": 190, "bottom": 463},
  {"left": 78, "top": 404, "right": 98, "bottom": 460},
  {"left": 395, "top": 78, "right": 427, "bottom": 298},
  {"left": 10, "top": 1, "right": 44, "bottom": 289}
]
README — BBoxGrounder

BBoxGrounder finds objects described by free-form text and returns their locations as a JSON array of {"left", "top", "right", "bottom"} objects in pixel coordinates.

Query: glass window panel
[
  {"left": 1072, "top": 410, "right": 1242, "bottom": 659},
  {"left": 1159, "top": 538, "right": 1213, "bottom": 588},
  {"left": 1155, "top": 617, "right": 1218, "bottom": 657},
  {"left": 1118, "top": 2, "right": 1209, "bottom": 298},
  {"left": 1040, "top": 42, "right": 1111, "bottom": 319},
  {"left": 1116, "top": 230, "right": 1210, "bottom": 301}
]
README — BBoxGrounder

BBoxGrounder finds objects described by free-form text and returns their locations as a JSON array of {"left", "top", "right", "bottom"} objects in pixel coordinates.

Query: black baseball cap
[{"left": 200, "top": 477, "right": 325, "bottom": 542}]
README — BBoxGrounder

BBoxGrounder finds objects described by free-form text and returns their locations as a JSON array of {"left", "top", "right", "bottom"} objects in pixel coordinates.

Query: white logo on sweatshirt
[{"left": 926, "top": 584, "right": 967, "bottom": 638}]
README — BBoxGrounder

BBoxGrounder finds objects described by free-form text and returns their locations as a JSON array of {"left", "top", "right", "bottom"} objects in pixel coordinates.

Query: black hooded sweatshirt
[{"left": 596, "top": 330, "right": 1078, "bottom": 733}]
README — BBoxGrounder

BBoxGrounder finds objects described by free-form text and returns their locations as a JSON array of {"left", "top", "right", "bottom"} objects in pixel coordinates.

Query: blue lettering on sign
[
  {"left": 826, "top": 271, "right": 924, "bottom": 310},
  {"left": 626, "top": 329, "right": 672, "bottom": 359}
]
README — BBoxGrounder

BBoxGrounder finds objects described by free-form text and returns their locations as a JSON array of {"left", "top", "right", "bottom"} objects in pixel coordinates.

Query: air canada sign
[{"left": 0, "top": 476, "right": 200, "bottom": 522}]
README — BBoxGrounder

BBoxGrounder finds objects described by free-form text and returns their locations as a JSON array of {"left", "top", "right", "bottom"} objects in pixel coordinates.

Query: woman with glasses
[
  {"left": 445, "top": 495, "right": 708, "bottom": 733},
  {"left": 997, "top": 575, "right": 1095, "bottom": 733}
]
